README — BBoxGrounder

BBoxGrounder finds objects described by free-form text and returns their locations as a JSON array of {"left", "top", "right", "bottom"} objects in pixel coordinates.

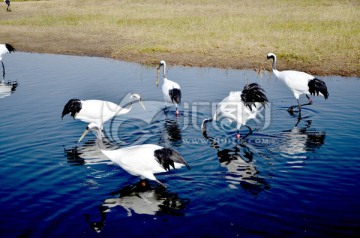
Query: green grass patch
[{"left": 1, "top": 0, "right": 359, "bottom": 76}]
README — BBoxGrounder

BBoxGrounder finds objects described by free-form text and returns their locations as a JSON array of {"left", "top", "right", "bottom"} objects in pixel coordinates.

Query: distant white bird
[
  {"left": 266, "top": 53, "right": 329, "bottom": 113},
  {"left": 157, "top": 60, "right": 182, "bottom": 115},
  {"left": 4, "top": 0, "right": 11, "bottom": 11},
  {"left": 202, "top": 83, "right": 268, "bottom": 139},
  {"left": 0, "top": 43, "right": 15, "bottom": 78},
  {"left": 80, "top": 124, "right": 190, "bottom": 187},
  {"left": 62, "top": 93, "right": 145, "bottom": 141}
]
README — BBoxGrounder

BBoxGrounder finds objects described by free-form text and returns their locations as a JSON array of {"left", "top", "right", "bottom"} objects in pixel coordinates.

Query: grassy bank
[{"left": 1, "top": 0, "right": 359, "bottom": 76}]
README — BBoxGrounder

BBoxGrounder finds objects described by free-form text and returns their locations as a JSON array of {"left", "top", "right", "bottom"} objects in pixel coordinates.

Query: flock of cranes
[{"left": 1, "top": 42, "right": 329, "bottom": 187}]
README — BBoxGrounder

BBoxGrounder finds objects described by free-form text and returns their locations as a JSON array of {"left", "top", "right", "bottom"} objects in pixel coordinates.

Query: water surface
[{"left": 0, "top": 52, "right": 359, "bottom": 237}]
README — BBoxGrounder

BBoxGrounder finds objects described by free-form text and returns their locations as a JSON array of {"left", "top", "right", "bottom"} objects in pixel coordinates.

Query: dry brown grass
[{"left": 1, "top": 0, "right": 359, "bottom": 76}]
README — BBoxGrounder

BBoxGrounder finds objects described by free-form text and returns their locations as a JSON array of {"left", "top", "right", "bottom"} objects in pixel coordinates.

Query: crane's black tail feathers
[
  {"left": 62, "top": 99, "right": 82, "bottom": 119},
  {"left": 169, "top": 88, "right": 181, "bottom": 104},
  {"left": 154, "top": 148, "right": 190, "bottom": 171},
  {"left": 5, "top": 44, "right": 15, "bottom": 53},
  {"left": 241, "top": 83, "right": 269, "bottom": 111},
  {"left": 308, "top": 78, "right": 329, "bottom": 99}
]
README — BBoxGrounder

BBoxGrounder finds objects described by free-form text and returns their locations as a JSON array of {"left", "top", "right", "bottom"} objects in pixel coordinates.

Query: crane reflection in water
[
  {"left": 0, "top": 80, "right": 18, "bottom": 99},
  {"left": 64, "top": 139, "right": 111, "bottom": 166},
  {"left": 274, "top": 115, "right": 326, "bottom": 162},
  {"left": 85, "top": 181, "right": 190, "bottom": 233},
  {"left": 202, "top": 129, "right": 270, "bottom": 195}
]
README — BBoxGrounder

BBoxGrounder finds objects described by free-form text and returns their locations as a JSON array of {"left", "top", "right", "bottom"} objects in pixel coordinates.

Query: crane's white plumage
[
  {"left": 157, "top": 60, "right": 182, "bottom": 115},
  {"left": 214, "top": 91, "right": 263, "bottom": 130},
  {"left": 82, "top": 124, "right": 190, "bottom": 187},
  {"left": 62, "top": 93, "right": 145, "bottom": 141},
  {"left": 0, "top": 43, "right": 15, "bottom": 78},
  {"left": 202, "top": 83, "right": 268, "bottom": 139},
  {"left": 267, "top": 53, "right": 329, "bottom": 113}
]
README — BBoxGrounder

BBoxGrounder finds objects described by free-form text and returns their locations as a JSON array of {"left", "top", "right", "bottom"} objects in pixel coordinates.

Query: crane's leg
[
  {"left": 175, "top": 105, "right": 179, "bottom": 116},
  {"left": 296, "top": 95, "right": 313, "bottom": 113},
  {"left": 287, "top": 99, "right": 301, "bottom": 114},
  {"left": 139, "top": 179, "right": 149, "bottom": 187},
  {"left": 241, "top": 125, "right": 253, "bottom": 140},
  {"left": 294, "top": 114, "right": 302, "bottom": 127},
  {"left": 298, "top": 95, "right": 313, "bottom": 108},
  {"left": 304, "top": 95, "right": 313, "bottom": 105},
  {"left": 1, "top": 61, "right": 5, "bottom": 79},
  {"left": 288, "top": 96, "right": 313, "bottom": 114},
  {"left": 155, "top": 179, "right": 167, "bottom": 188}
]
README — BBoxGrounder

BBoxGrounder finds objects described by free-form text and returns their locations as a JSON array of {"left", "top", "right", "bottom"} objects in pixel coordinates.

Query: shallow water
[{"left": 0, "top": 52, "right": 359, "bottom": 237}]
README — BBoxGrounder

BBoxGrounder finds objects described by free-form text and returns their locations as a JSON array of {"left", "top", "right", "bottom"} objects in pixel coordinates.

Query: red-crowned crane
[
  {"left": 157, "top": 60, "right": 182, "bottom": 116},
  {"left": 0, "top": 43, "right": 15, "bottom": 78},
  {"left": 201, "top": 83, "right": 268, "bottom": 139},
  {"left": 81, "top": 123, "right": 190, "bottom": 187},
  {"left": 266, "top": 53, "right": 329, "bottom": 114},
  {"left": 62, "top": 94, "right": 145, "bottom": 142}
]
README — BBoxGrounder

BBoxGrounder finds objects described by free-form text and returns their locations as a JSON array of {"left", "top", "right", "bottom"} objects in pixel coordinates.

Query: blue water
[{"left": 0, "top": 52, "right": 359, "bottom": 237}]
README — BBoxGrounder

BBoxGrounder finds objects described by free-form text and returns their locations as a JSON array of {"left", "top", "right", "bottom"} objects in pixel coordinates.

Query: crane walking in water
[
  {"left": 202, "top": 83, "right": 268, "bottom": 140},
  {"left": 79, "top": 124, "right": 190, "bottom": 187},
  {"left": 266, "top": 53, "right": 329, "bottom": 114},
  {"left": 0, "top": 43, "right": 15, "bottom": 78},
  {"left": 157, "top": 60, "right": 182, "bottom": 116},
  {"left": 62, "top": 93, "right": 145, "bottom": 142}
]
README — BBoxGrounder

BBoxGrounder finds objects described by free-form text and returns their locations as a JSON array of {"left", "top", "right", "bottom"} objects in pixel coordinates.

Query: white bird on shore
[
  {"left": 4, "top": 0, "right": 11, "bottom": 12},
  {"left": 0, "top": 43, "right": 15, "bottom": 78},
  {"left": 62, "top": 93, "right": 145, "bottom": 141},
  {"left": 157, "top": 60, "right": 182, "bottom": 115},
  {"left": 80, "top": 124, "right": 190, "bottom": 187},
  {"left": 202, "top": 83, "right": 268, "bottom": 139},
  {"left": 266, "top": 53, "right": 329, "bottom": 113}
]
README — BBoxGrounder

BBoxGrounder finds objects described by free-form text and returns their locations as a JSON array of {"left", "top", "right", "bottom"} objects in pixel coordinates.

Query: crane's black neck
[{"left": 267, "top": 55, "right": 277, "bottom": 70}]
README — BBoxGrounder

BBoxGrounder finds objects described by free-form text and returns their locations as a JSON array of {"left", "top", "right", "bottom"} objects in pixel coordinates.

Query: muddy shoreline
[{"left": 16, "top": 45, "right": 358, "bottom": 77}]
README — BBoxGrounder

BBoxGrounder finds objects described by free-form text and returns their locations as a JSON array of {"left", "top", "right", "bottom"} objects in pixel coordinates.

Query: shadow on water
[{"left": 85, "top": 181, "right": 190, "bottom": 233}]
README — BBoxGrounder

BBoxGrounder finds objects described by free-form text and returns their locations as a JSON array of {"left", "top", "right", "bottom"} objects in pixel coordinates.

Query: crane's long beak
[
  {"left": 139, "top": 100, "right": 146, "bottom": 110},
  {"left": 78, "top": 129, "right": 89, "bottom": 143}
]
